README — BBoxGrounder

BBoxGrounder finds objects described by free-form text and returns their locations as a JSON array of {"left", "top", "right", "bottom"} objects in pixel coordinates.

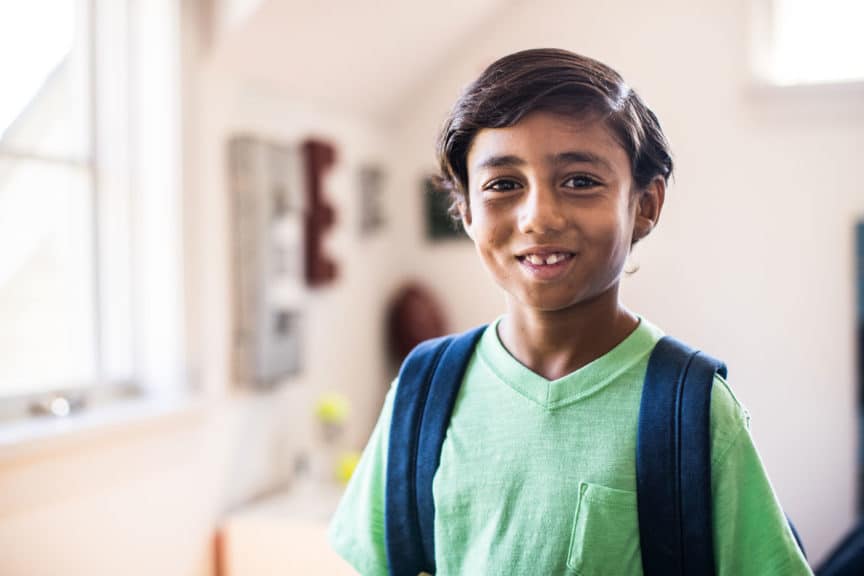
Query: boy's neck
[{"left": 498, "top": 287, "right": 639, "bottom": 381}]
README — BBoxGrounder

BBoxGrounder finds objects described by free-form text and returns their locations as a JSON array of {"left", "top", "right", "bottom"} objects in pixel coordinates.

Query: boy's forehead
[{"left": 466, "top": 111, "right": 627, "bottom": 172}]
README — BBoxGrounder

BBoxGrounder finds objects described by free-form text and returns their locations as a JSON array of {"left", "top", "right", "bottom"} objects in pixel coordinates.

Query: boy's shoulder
[
  {"left": 709, "top": 372, "right": 751, "bottom": 466},
  {"left": 637, "top": 317, "right": 751, "bottom": 465}
]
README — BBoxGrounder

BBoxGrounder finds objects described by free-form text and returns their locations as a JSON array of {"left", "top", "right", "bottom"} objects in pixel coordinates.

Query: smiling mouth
[{"left": 517, "top": 252, "right": 575, "bottom": 266}]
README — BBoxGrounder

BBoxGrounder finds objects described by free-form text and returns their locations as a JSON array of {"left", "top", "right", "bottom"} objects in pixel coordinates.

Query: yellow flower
[
  {"left": 336, "top": 451, "right": 361, "bottom": 484},
  {"left": 315, "top": 392, "right": 350, "bottom": 424}
]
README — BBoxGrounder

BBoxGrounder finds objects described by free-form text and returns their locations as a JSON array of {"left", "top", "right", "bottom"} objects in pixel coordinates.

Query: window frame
[{"left": 0, "top": 0, "right": 185, "bottom": 424}]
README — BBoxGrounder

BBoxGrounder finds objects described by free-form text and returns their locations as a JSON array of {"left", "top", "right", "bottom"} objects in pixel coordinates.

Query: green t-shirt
[{"left": 328, "top": 318, "right": 812, "bottom": 575}]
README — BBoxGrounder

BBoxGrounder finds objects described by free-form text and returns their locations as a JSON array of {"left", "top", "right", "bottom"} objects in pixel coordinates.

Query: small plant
[
  {"left": 315, "top": 392, "right": 350, "bottom": 443},
  {"left": 335, "top": 451, "right": 361, "bottom": 485}
]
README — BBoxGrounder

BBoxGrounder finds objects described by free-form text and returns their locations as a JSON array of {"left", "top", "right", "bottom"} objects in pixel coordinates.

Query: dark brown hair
[{"left": 435, "top": 48, "right": 673, "bottom": 215}]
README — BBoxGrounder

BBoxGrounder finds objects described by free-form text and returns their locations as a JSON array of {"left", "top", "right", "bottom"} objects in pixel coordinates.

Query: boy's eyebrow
[
  {"left": 473, "top": 151, "right": 615, "bottom": 172},
  {"left": 549, "top": 151, "right": 614, "bottom": 172},
  {"left": 474, "top": 154, "right": 526, "bottom": 170}
]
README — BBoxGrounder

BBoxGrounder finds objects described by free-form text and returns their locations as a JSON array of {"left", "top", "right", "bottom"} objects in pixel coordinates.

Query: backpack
[
  {"left": 384, "top": 324, "right": 804, "bottom": 576},
  {"left": 815, "top": 518, "right": 864, "bottom": 575}
]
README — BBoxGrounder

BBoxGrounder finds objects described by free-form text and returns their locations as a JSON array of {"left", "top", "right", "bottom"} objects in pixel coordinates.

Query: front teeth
[{"left": 524, "top": 253, "right": 568, "bottom": 265}]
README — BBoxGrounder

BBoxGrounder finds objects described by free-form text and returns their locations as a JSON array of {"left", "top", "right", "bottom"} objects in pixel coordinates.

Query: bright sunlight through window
[
  {"left": 0, "top": 1, "right": 77, "bottom": 140},
  {"left": 766, "top": 0, "right": 864, "bottom": 85},
  {"left": 0, "top": 0, "right": 134, "bottom": 404}
]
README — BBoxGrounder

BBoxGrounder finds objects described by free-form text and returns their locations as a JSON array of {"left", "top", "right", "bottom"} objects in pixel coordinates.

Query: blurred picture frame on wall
[
  {"left": 422, "top": 175, "right": 467, "bottom": 241},
  {"left": 358, "top": 165, "right": 386, "bottom": 236}
]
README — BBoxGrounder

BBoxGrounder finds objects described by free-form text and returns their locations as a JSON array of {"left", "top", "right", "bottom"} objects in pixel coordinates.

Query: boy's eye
[
  {"left": 486, "top": 179, "right": 521, "bottom": 192},
  {"left": 563, "top": 175, "right": 601, "bottom": 189}
]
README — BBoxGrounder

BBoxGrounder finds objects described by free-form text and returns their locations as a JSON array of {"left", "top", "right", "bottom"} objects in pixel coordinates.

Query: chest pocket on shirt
[{"left": 567, "top": 481, "right": 643, "bottom": 576}]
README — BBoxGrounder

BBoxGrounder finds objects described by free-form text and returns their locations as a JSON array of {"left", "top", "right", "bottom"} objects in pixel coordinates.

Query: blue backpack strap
[
  {"left": 637, "top": 336, "right": 726, "bottom": 576},
  {"left": 816, "top": 517, "right": 864, "bottom": 575},
  {"left": 385, "top": 325, "right": 487, "bottom": 576}
]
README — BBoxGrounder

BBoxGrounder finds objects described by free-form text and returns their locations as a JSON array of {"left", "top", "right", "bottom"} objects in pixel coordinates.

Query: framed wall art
[
  {"left": 422, "top": 175, "right": 467, "bottom": 241},
  {"left": 358, "top": 165, "right": 385, "bottom": 236}
]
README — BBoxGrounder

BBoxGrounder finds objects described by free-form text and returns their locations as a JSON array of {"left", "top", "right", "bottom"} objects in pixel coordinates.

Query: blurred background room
[{"left": 0, "top": 0, "right": 862, "bottom": 574}]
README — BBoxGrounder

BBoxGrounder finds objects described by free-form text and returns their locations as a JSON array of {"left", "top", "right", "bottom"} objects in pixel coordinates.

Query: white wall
[{"left": 387, "top": 0, "right": 864, "bottom": 563}]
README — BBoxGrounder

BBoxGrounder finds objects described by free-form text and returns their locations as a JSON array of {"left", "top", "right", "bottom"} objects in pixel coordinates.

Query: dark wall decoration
[
  {"left": 359, "top": 165, "right": 385, "bottom": 235},
  {"left": 386, "top": 282, "right": 448, "bottom": 366},
  {"left": 423, "top": 175, "right": 467, "bottom": 241},
  {"left": 302, "top": 139, "right": 339, "bottom": 286}
]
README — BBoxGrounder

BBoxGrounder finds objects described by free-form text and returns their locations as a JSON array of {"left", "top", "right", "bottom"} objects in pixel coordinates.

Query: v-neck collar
[{"left": 476, "top": 315, "right": 663, "bottom": 410}]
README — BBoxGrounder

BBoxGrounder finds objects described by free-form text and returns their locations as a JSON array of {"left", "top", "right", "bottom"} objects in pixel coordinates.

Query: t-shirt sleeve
[
  {"left": 710, "top": 376, "right": 813, "bottom": 575},
  {"left": 327, "top": 382, "right": 396, "bottom": 576}
]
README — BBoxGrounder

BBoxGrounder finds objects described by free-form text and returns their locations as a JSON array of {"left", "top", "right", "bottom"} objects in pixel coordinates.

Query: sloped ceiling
[{"left": 208, "top": 0, "right": 519, "bottom": 120}]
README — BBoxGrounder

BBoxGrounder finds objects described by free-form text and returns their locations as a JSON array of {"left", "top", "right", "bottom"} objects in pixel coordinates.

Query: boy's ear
[
  {"left": 458, "top": 200, "right": 474, "bottom": 241},
  {"left": 632, "top": 177, "right": 665, "bottom": 244}
]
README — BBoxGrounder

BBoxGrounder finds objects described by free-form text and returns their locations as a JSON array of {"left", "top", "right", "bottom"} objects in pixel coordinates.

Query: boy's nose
[{"left": 517, "top": 185, "right": 565, "bottom": 235}]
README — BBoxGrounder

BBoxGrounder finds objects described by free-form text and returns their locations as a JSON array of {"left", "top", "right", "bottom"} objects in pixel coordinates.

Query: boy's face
[{"left": 461, "top": 111, "right": 662, "bottom": 313}]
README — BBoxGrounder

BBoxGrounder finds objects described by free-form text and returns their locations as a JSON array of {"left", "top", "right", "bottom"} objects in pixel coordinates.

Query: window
[
  {"left": 0, "top": 0, "right": 182, "bottom": 421},
  {"left": 753, "top": 0, "right": 864, "bottom": 86}
]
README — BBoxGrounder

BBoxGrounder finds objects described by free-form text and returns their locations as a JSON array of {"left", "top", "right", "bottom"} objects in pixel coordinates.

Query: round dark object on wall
[{"left": 387, "top": 283, "right": 449, "bottom": 365}]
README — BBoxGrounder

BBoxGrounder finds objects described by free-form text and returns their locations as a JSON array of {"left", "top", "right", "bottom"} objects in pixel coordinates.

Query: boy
[{"left": 329, "top": 48, "right": 811, "bottom": 575}]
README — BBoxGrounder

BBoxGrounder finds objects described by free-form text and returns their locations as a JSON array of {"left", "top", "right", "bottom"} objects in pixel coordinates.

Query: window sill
[{"left": 0, "top": 393, "right": 206, "bottom": 464}]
